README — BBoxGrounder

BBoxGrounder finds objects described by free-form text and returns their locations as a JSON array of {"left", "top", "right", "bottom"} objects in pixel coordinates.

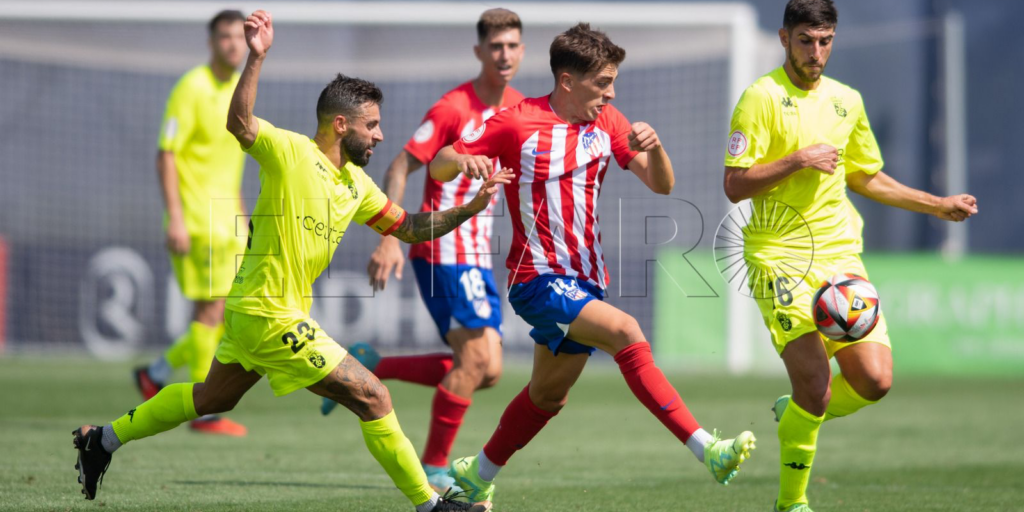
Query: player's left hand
[
  {"left": 935, "top": 193, "right": 978, "bottom": 222},
  {"left": 628, "top": 122, "right": 661, "bottom": 152},
  {"left": 468, "top": 168, "right": 513, "bottom": 212}
]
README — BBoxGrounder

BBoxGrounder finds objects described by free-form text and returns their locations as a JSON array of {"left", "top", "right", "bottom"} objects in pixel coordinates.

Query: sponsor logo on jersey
[
  {"left": 727, "top": 130, "right": 748, "bottom": 157},
  {"left": 299, "top": 215, "right": 345, "bottom": 245},
  {"left": 781, "top": 96, "right": 794, "bottom": 108},
  {"left": 531, "top": 148, "right": 554, "bottom": 156},
  {"left": 413, "top": 120, "right": 435, "bottom": 143}
]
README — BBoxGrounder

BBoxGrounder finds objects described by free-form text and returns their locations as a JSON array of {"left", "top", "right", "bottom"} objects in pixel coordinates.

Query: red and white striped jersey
[
  {"left": 453, "top": 96, "right": 638, "bottom": 289},
  {"left": 405, "top": 81, "right": 524, "bottom": 268}
]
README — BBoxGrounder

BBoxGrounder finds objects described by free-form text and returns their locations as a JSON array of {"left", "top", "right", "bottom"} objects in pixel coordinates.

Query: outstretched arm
[
  {"left": 429, "top": 146, "right": 495, "bottom": 182},
  {"left": 226, "top": 10, "right": 273, "bottom": 148},
  {"left": 846, "top": 170, "right": 978, "bottom": 222},
  {"left": 390, "top": 169, "right": 512, "bottom": 244},
  {"left": 367, "top": 150, "right": 423, "bottom": 291}
]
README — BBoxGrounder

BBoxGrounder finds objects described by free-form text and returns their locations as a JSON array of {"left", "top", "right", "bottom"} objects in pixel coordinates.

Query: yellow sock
[
  {"left": 824, "top": 373, "right": 878, "bottom": 421},
  {"left": 187, "top": 322, "right": 221, "bottom": 383},
  {"left": 777, "top": 399, "right": 824, "bottom": 509},
  {"left": 163, "top": 328, "right": 193, "bottom": 369},
  {"left": 360, "top": 410, "right": 435, "bottom": 507},
  {"left": 111, "top": 383, "right": 199, "bottom": 445}
]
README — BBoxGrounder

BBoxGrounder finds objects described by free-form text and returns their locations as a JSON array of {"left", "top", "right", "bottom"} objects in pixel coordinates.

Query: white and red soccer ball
[{"left": 812, "top": 273, "right": 881, "bottom": 342}]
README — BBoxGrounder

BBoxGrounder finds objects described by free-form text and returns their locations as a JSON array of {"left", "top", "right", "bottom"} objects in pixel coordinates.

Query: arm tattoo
[
  {"left": 322, "top": 354, "right": 391, "bottom": 421},
  {"left": 390, "top": 205, "right": 473, "bottom": 244}
]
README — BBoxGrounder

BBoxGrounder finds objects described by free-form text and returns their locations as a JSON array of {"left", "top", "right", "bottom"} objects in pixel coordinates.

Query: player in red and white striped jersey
[
  {"left": 431, "top": 23, "right": 756, "bottom": 504},
  {"left": 321, "top": 9, "right": 525, "bottom": 493}
]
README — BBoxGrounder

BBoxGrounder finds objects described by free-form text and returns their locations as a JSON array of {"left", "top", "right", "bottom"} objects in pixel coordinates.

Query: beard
[
  {"left": 788, "top": 50, "right": 825, "bottom": 84},
  {"left": 342, "top": 132, "right": 373, "bottom": 167}
]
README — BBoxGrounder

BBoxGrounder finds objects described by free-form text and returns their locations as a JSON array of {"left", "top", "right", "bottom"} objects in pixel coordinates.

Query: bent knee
[
  {"left": 478, "top": 366, "right": 502, "bottom": 390},
  {"left": 858, "top": 372, "right": 892, "bottom": 402}
]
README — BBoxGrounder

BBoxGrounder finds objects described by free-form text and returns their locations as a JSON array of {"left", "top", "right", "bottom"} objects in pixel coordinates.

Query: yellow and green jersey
[
  {"left": 226, "top": 118, "right": 406, "bottom": 318},
  {"left": 158, "top": 65, "right": 245, "bottom": 239},
  {"left": 724, "top": 66, "right": 883, "bottom": 260}
]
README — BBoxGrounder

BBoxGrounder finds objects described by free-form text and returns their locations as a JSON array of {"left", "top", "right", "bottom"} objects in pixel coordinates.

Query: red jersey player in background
[
  {"left": 429, "top": 23, "right": 756, "bottom": 504},
  {"left": 320, "top": 8, "right": 525, "bottom": 493}
]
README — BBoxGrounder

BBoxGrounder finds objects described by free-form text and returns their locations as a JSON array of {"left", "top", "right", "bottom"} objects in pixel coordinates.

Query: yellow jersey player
[
  {"left": 722, "top": 1, "right": 979, "bottom": 511},
  {"left": 72, "top": 11, "right": 508, "bottom": 511},
  {"left": 134, "top": 9, "right": 248, "bottom": 437}
]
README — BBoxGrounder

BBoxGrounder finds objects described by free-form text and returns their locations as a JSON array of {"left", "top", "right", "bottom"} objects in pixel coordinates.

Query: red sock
[
  {"left": 373, "top": 354, "right": 454, "bottom": 387},
  {"left": 614, "top": 342, "right": 700, "bottom": 443},
  {"left": 421, "top": 385, "right": 471, "bottom": 467},
  {"left": 482, "top": 385, "right": 557, "bottom": 466}
]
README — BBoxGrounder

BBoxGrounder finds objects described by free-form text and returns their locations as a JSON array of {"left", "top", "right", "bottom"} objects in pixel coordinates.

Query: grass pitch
[{"left": 1, "top": 356, "right": 1021, "bottom": 511}]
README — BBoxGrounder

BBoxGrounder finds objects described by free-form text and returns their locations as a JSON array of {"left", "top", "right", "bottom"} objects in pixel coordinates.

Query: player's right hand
[
  {"left": 367, "top": 236, "right": 405, "bottom": 292},
  {"left": 799, "top": 143, "right": 839, "bottom": 174},
  {"left": 244, "top": 10, "right": 274, "bottom": 57},
  {"left": 458, "top": 154, "right": 495, "bottom": 180},
  {"left": 166, "top": 218, "right": 190, "bottom": 255}
]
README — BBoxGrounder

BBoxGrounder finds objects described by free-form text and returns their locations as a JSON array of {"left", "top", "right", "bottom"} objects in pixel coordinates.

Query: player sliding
[
  {"left": 134, "top": 9, "right": 248, "bottom": 437},
  {"left": 320, "top": 8, "right": 525, "bottom": 493},
  {"left": 72, "top": 11, "right": 508, "bottom": 512},
  {"left": 431, "top": 23, "right": 756, "bottom": 504},
  {"left": 722, "top": 1, "right": 979, "bottom": 511}
]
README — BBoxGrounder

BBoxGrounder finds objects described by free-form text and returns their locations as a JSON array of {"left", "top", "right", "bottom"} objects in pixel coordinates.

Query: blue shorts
[
  {"left": 508, "top": 275, "right": 604, "bottom": 356},
  {"left": 412, "top": 259, "right": 503, "bottom": 343}
]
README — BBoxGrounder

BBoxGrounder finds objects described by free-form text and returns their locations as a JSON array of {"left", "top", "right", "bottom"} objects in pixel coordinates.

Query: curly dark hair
[{"left": 316, "top": 74, "right": 383, "bottom": 126}]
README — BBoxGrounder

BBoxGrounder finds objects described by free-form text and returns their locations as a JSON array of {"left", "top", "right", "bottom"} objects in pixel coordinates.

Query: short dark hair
[
  {"left": 316, "top": 74, "right": 384, "bottom": 126},
  {"left": 208, "top": 10, "right": 245, "bottom": 36},
  {"left": 477, "top": 8, "right": 522, "bottom": 42},
  {"left": 783, "top": 0, "right": 838, "bottom": 31},
  {"left": 549, "top": 22, "right": 625, "bottom": 78}
]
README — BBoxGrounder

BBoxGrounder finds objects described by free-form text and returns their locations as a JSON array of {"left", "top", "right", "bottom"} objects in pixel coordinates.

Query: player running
[
  {"left": 72, "top": 11, "right": 508, "bottom": 511},
  {"left": 135, "top": 9, "right": 249, "bottom": 437},
  {"left": 721, "top": 2, "right": 978, "bottom": 511},
  {"left": 430, "top": 23, "right": 756, "bottom": 504},
  {"left": 320, "top": 8, "right": 525, "bottom": 492}
]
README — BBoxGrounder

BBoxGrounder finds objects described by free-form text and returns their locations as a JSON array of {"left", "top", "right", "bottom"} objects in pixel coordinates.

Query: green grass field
[{"left": 1, "top": 356, "right": 1022, "bottom": 512}]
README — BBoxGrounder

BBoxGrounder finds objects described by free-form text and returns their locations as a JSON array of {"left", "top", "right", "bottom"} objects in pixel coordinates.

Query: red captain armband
[{"left": 367, "top": 200, "right": 407, "bottom": 236}]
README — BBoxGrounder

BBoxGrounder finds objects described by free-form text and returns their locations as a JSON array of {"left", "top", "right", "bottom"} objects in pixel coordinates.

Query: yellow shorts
[
  {"left": 170, "top": 235, "right": 245, "bottom": 300},
  {"left": 749, "top": 253, "right": 890, "bottom": 359},
  {"left": 215, "top": 309, "right": 347, "bottom": 396}
]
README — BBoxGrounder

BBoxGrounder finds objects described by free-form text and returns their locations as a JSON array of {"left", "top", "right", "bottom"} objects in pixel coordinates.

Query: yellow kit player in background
[
  {"left": 134, "top": 10, "right": 248, "bottom": 437},
  {"left": 72, "top": 10, "right": 507, "bottom": 511},
  {"left": 723, "top": 1, "right": 978, "bottom": 511}
]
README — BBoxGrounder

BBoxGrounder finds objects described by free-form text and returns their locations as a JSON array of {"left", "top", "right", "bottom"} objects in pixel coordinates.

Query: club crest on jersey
[
  {"left": 581, "top": 130, "right": 603, "bottom": 159},
  {"left": 832, "top": 97, "right": 847, "bottom": 117},
  {"left": 549, "top": 278, "right": 588, "bottom": 301}
]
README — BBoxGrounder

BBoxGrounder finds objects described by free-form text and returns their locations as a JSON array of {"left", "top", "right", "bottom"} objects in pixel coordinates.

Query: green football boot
[
  {"left": 704, "top": 429, "right": 756, "bottom": 484},
  {"left": 448, "top": 456, "right": 495, "bottom": 503},
  {"left": 772, "top": 395, "right": 790, "bottom": 423}
]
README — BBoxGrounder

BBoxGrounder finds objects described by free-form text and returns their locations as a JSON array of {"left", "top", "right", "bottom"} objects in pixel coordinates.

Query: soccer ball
[{"left": 811, "top": 273, "right": 881, "bottom": 341}]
